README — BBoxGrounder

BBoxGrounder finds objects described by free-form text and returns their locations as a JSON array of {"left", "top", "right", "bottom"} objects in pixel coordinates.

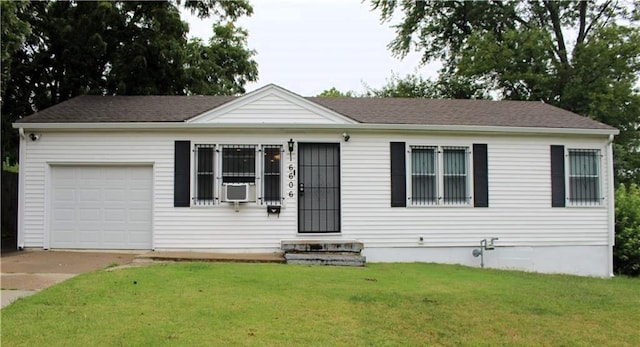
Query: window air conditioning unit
[{"left": 222, "top": 183, "right": 255, "bottom": 203}]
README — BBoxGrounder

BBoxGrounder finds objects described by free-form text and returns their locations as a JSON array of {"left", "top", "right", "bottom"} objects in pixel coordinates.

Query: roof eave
[{"left": 12, "top": 122, "right": 619, "bottom": 136}]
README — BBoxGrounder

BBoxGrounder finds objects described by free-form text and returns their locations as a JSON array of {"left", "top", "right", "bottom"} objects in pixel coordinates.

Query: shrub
[
  {"left": 614, "top": 183, "right": 640, "bottom": 276},
  {"left": 2, "top": 158, "right": 18, "bottom": 173}
]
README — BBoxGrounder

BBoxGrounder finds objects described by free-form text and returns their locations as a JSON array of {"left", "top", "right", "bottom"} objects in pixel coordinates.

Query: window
[
  {"left": 263, "top": 145, "right": 282, "bottom": 204},
  {"left": 194, "top": 144, "right": 215, "bottom": 205},
  {"left": 411, "top": 146, "right": 437, "bottom": 205},
  {"left": 410, "top": 145, "right": 470, "bottom": 206},
  {"left": 568, "top": 149, "right": 601, "bottom": 205},
  {"left": 193, "top": 143, "right": 282, "bottom": 206},
  {"left": 222, "top": 145, "right": 256, "bottom": 183},
  {"left": 443, "top": 147, "right": 468, "bottom": 204}
]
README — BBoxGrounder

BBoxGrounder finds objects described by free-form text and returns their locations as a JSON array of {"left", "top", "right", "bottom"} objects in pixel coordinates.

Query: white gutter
[
  {"left": 607, "top": 134, "right": 616, "bottom": 277},
  {"left": 17, "top": 128, "right": 26, "bottom": 250},
  {"left": 13, "top": 122, "right": 620, "bottom": 136}
]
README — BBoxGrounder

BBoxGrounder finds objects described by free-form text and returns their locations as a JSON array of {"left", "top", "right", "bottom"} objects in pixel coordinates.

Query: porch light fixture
[
  {"left": 287, "top": 138, "right": 295, "bottom": 160},
  {"left": 342, "top": 132, "right": 350, "bottom": 142}
]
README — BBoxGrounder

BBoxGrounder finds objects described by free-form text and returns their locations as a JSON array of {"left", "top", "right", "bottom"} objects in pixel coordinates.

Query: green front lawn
[{"left": 2, "top": 263, "right": 639, "bottom": 346}]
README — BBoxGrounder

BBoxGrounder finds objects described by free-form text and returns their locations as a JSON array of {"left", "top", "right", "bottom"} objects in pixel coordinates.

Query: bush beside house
[{"left": 614, "top": 184, "right": 640, "bottom": 276}]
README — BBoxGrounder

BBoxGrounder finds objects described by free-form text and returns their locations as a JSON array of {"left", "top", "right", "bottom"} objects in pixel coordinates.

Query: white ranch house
[{"left": 13, "top": 84, "right": 618, "bottom": 276}]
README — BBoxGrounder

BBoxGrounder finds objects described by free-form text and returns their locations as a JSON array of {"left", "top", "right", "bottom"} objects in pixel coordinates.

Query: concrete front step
[
  {"left": 134, "top": 251, "right": 286, "bottom": 264},
  {"left": 284, "top": 253, "right": 366, "bottom": 267},
  {"left": 281, "top": 240, "right": 363, "bottom": 253}
]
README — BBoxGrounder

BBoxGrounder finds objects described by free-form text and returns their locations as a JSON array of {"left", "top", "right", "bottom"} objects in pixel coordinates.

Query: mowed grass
[{"left": 2, "top": 263, "right": 639, "bottom": 346}]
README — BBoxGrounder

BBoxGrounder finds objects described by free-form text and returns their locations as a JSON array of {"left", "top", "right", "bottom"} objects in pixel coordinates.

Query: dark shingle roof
[
  {"left": 16, "top": 95, "right": 234, "bottom": 123},
  {"left": 16, "top": 94, "right": 615, "bottom": 131},
  {"left": 309, "top": 97, "right": 614, "bottom": 130}
]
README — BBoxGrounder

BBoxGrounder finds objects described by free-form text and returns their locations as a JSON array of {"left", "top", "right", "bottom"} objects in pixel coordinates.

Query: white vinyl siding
[
  {"left": 193, "top": 94, "right": 355, "bottom": 124},
  {"left": 19, "top": 130, "right": 611, "bottom": 252},
  {"left": 341, "top": 134, "right": 610, "bottom": 248}
]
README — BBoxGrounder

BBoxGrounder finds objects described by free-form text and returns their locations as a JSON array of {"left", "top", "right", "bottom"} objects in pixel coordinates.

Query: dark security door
[{"left": 298, "top": 143, "right": 341, "bottom": 233}]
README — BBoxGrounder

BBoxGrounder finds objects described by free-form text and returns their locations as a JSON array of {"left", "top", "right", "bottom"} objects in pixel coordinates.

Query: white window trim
[
  {"left": 261, "top": 145, "right": 285, "bottom": 206},
  {"left": 192, "top": 144, "right": 217, "bottom": 207},
  {"left": 407, "top": 144, "right": 472, "bottom": 207},
  {"left": 191, "top": 143, "right": 285, "bottom": 207},
  {"left": 565, "top": 147, "right": 605, "bottom": 207},
  {"left": 220, "top": 144, "right": 258, "bottom": 185}
]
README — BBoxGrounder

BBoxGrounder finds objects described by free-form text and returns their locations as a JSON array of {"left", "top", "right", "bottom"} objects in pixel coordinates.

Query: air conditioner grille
[{"left": 226, "top": 184, "right": 248, "bottom": 201}]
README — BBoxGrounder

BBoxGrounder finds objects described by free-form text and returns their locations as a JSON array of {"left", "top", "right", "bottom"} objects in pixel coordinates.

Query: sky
[{"left": 181, "top": 0, "right": 440, "bottom": 96}]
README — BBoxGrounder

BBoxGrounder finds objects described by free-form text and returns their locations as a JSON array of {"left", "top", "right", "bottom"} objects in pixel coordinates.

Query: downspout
[
  {"left": 17, "top": 128, "right": 26, "bottom": 250},
  {"left": 607, "top": 134, "right": 615, "bottom": 277}
]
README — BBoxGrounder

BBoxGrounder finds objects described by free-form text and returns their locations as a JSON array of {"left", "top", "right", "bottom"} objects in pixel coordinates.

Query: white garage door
[{"left": 50, "top": 166, "right": 152, "bottom": 249}]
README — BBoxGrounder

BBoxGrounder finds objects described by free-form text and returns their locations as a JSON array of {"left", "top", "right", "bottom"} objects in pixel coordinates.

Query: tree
[
  {"left": 1, "top": 0, "right": 257, "bottom": 164},
  {"left": 371, "top": 0, "right": 640, "bottom": 186},
  {"left": 1, "top": 1, "right": 31, "bottom": 163},
  {"left": 615, "top": 183, "right": 640, "bottom": 276},
  {"left": 184, "top": 24, "right": 258, "bottom": 95},
  {"left": 364, "top": 73, "right": 436, "bottom": 98},
  {"left": 364, "top": 72, "right": 489, "bottom": 99},
  {"left": 317, "top": 87, "right": 355, "bottom": 97},
  {"left": 0, "top": 1, "right": 30, "bottom": 100}
]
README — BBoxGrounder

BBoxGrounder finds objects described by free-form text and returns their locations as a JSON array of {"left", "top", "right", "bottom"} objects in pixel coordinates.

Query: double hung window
[
  {"left": 411, "top": 146, "right": 437, "bottom": 205},
  {"left": 222, "top": 145, "right": 256, "bottom": 183},
  {"left": 410, "top": 145, "right": 469, "bottom": 206},
  {"left": 568, "top": 149, "right": 601, "bottom": 205},
  {"left": 262, "top": 146, "right": 282, "bottom": 204},
  {"left": 194, "top": 144, "right": 215, "bottom": 205},
  {"left": 193, "top": 144, "right": 282, "bottom": 206}
]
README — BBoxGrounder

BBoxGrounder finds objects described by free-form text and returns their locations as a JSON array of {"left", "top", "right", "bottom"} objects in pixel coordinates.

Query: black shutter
[
  {"left": 390, "top": 142, "right": 407, "bottom": 207},
  {"left": 550, "top": 145, "right": 566, "bottom": 207},
  {"left": 174, "top": 141, "right": 191, "bottom": 207},
  {"left": 473, "top": 144, "right": 489, "bottom": 207}
]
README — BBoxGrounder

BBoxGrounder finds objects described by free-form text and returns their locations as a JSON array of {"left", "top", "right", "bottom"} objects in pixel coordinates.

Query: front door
[{"left": 298, "top": 143, "right": 340, "bottom": 233}]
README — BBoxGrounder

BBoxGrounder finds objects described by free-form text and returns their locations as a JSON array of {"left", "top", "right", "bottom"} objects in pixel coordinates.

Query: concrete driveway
[{"left": 1, "top": 250, "right": 138, "bottom": 308}]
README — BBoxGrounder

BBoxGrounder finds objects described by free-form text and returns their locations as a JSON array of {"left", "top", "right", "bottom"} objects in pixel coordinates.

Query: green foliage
[
  {"left": 0, "top": 0, "right": 30, "bottom": 100},
  {"left": 364, "top": 73, "right": 437, "bottom": 98},
  {"left": 372, "top": 0, "right": 640, "bottom": 186},
  {"left": 0, "top": 0, "right": 31, "bottom": 165},
  {"left": 2, "top": 158, "right": 19, "bottom": 173},
  {"left": 364, "top": 72, "right": 490, "bottom": 99},
  {"left": 317, "top": 87, "right": 355, "bottom": 97},
  {"left": 184, "top": 24, "right": 257, "bottom": 95},
  {"left": 2, "top": 263, "right": 639, "bottom": 346},
  {"left": 615, "top": 184, "right": 640, "bottom": 276},
  {"left": 1, "top": 0, "right": 257, "bottom": 164}
]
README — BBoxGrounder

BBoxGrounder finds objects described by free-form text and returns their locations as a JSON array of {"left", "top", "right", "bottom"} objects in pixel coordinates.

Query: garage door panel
[
  {"left": 129, "top": 189, "right": 150, "bottom": 202},
  {"left": 78, "top": 190, "right": 101, "bottom": 202},
  {"left": 104, "top": 208, "right": 126, "bottom": 221},
  {"left": 129, "top": 232, "right": 150, "bottom": 243},
  {"left": 129, "top": 208, "right": 150, "bottom": 221},
  {"left": 52, "top": 229, "right": 74, "bottom": 242},
  {"left": 77, "top": 230, "right": 99, "bottom": 244},
  {"left": 50, "top": 166, "right": 152, "bottom": 249},
  {"left": 54, "top": 188, "right": 75, "bottom": 201},
  {"left": 104, "top": 190, "right": 127, "bottom": 202},
  {"left": 53, "top": 208, "right": 74, "bottom": 221}
]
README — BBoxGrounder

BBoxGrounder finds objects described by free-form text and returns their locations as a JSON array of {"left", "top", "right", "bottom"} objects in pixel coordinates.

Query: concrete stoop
[{"left": 281, "top": 240, "right": 366, "bottom": 267}]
